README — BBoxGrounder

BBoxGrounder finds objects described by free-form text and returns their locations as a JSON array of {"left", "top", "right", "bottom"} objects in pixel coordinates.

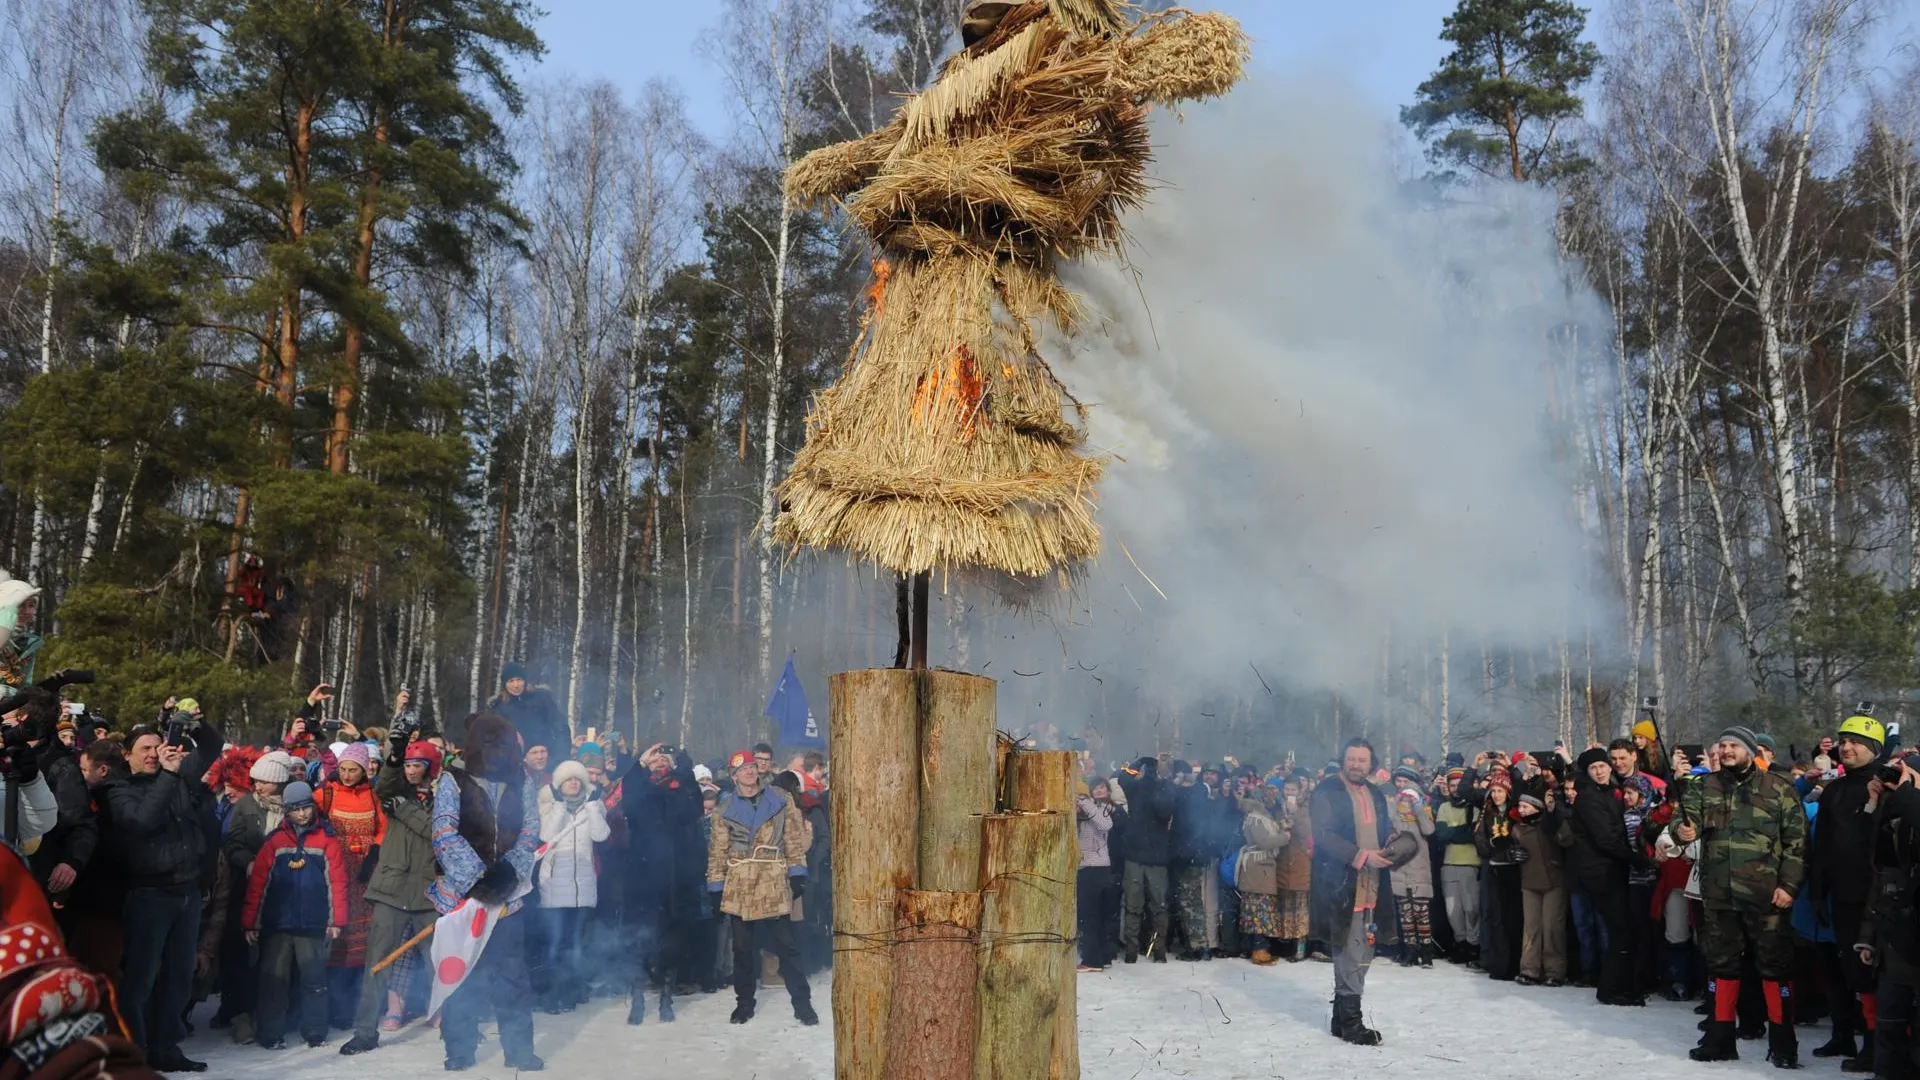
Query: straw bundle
[{"left": 776, "top": 2, "right": 1248, "bottom": 585}]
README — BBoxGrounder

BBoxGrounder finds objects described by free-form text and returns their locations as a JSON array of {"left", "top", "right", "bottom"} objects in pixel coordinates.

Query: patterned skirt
[{"left": 1239, "top": 892, "right": 1285, "bottom": 937}]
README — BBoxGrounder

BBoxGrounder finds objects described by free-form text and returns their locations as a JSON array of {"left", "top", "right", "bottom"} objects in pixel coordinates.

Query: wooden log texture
[
  {"left": 993, "top": 732, "right": 1016, "bottom": 811},
  {"left": 1006, "top": 751, "right": 1081, "bottom": 1079},
  {"left": 883, "top": 890, "right": 983, "bottom": 1080},
  {"left": 830, "top": 670, "right": 923, "bottom": 1080},
  {"left": 917, "top": 670, "right": 997, "bottom": 893},
  {"left": 975, "top": 812, "right": 1074, "bottom": 1080}
]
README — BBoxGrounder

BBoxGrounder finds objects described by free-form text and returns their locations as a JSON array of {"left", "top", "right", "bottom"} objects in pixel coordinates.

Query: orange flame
[{"left": 912, "top": 343, "right": 988, "bottom": 438}]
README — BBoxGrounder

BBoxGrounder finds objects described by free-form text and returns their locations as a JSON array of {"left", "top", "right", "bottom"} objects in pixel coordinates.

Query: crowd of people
[
  {"left": 1072, "top": 717, "right": 1920, "bottom": 1076},
  {"left": 1, "top": 647, "right": 833, "bottom": 1074}
]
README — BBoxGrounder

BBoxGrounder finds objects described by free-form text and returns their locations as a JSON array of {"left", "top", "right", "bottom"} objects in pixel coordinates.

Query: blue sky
[{"left": 532, "top": 1, "right": 1524, "bottom": 139}]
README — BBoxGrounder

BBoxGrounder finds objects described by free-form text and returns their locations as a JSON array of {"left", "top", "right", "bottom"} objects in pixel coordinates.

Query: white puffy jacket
[{"left": 537, "top": 798, "right": 609, "bottom": 908}]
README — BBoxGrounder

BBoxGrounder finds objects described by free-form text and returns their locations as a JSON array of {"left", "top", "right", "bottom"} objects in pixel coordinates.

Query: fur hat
[
  {"left": 460, "top": 712, "right": 522, "bottom": 780},
  {"left": 250, "top": 753, "right": 293, "bottom": 785},
  {"left": 1381, "top": 830, "right": 1422, "bottom": 869},
  {"left": 1575, "top": 746, "right": 1611, "bottom": 773},
  {"left": 551, "top": 759, "right": 592, "bottom": 793}
]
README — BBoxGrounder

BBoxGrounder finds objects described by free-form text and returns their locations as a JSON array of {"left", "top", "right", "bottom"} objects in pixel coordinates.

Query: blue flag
[{"left": 765, "top": 655, "right": 823, "bottom": 747}]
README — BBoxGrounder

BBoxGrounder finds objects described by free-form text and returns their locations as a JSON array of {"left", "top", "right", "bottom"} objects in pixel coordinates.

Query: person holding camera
[
  {"left": 1852, "top": 752, "right": 1920, "bottom": 1080},
  {"left": 0, "top": 683, "right": 73, "bottom": 863},
  {"left": 619, "top": 742, "right": 703, "bottom": 1025},
  {"left": 106, "top": 706, "right": 224, "bottom": 1072},
  {"left": 1674, "top": 725, "right": 1807, "bottom": 1068},
  {"left": 1805, "top": 713, "right": 1891, "bottom": 1068}
]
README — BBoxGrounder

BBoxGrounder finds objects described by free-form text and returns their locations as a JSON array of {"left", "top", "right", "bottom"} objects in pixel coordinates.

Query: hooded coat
[{"left": 539, "top": 762, "right": 610, "bottom": 908}]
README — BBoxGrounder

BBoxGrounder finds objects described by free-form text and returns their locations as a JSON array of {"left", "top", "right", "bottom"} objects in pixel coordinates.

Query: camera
[
  {"left": 1858, "top": 701, "right": 1878, "bottom": 717},
  {"left": 1642, "top": 696, "right": 1659, "bottom": 711},
  {"left": 163, "top": 713, "right": 196, "bottom": 748},
  {"left": 322, "top": 718, "right": 343, "bottom": 737}
]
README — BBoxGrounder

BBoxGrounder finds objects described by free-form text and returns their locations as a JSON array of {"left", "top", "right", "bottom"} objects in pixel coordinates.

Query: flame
[
  {"left": 865, "top": 258, "right": 892, "bottom": 316},
  {"left": 912, "top": 343, "right": 988, "bottom": 438}
]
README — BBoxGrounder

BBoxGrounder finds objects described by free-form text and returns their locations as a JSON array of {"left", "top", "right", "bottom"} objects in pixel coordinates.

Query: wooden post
[
  {"left": 883, "top": 890, "right": 982, "bottom": 1080},
  {"left": 830, "top": 670, "right": 922, "bottom": 1080},
  {"left": 1006, "top": 751, "right": 1080, "bottom": 1080},
  {"left": 975, "top": 812, "right": 1074, "bottom": 1080},
  {"left": 917, "top": 670, "right": 996, "bottom": 892}
]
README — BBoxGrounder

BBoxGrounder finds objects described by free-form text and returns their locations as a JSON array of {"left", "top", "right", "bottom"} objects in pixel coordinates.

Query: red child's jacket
[{"left": 243, "top": 818, "right": 349, "bottom": 934}]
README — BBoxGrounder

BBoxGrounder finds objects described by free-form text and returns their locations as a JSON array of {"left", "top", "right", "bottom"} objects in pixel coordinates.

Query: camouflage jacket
[{"left": 1679, "top": 765, "right": 1805, "bottom": 911}]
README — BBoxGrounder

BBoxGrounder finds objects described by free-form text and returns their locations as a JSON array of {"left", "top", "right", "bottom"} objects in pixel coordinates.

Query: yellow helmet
[{"left": 1838, "top": 714, "right": 1886, "bottom": 747}]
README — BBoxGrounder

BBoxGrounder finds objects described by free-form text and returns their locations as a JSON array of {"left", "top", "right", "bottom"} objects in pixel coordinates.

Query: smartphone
[{"left": 1679, "top": 744, "right": 1704, "bottom": 761}]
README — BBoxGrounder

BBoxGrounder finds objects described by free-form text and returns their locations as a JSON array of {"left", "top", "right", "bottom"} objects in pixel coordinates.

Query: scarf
[
  {"left": 1486, "top": 797, "right": 1512, "bottom": 840},
  {"left": 1344, "top": 779, "right": 1379, "bottom": 912},
  {"left": 259, "top": 790, "right": 285, "bottom": 834}
]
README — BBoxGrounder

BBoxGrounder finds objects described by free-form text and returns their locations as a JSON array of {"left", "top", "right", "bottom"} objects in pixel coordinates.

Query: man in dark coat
[
  {"left": 105, "top": 714, "right": 223, "bottom": 1073},
  {"left": 1116, "top": 757, "right": 1174, "bottom": 963},
  {"left": 1567, "top": 746, "right": 1646, "bottom": 1008},
  {"left": 1805, "top": 713, "right": 1888, "bottom": 1065},
  {"left": 487, "top": 663, "right": 569, "bottom": 764},
  {"left": 620, "top": 743, "right": 704, "bottom": 1025},
  {"left": 1309, "top": 738, "right": 1397, "bottom": 1046}
]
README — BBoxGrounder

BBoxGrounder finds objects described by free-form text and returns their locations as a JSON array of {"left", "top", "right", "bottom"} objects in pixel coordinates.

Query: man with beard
[
  {"left": 620, "top": 742, "right": 703, "bottom": 1025},
  {"left": 1309, "top": 738, "right": 1398, "bottom": 1046},
  {"left": 429, "top": 713, "right": 543, "bottom": 1073},
  {"left": 1676, "top": 726, "right": 1807, "bottom": 1068},
  {"left": 1804, "top": 713, "right": 1889, "bottom": 1069}
]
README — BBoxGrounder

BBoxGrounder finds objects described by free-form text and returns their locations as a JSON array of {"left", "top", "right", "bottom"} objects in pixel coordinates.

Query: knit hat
[
  {"left": 1486, "top": 768, "right": 1512, "bottom": 790},
  {"left": 1444, "top": 751, "right": 1465, "bottom": 769},
  {"left": 337, "top": 743, "right": 373, "bottom": 772},
  {"left": 693, "top": 764, "right": 714, "bottom": 783},
  {"left": 1718, "top": 726, "right": 1761, "bottom": 757},
  {"left": 403, "top": 741, "right": 444, "bottom": 778},
  {"left": 55, "top": 718, "right": 74, "bottom": 733},
  {"left": 1445, "top": 766, "right": 1467, "bottom": 784},
  {"left": 576, "top": 741, "right": 604, "bottom": 762},
  {"left": 249, "top": 754, "right": 293, "bottom": 785},
  {"left": 1518, "top": 793, "right": 1545, "bottom": 811},
  {"left": 1754, "top": 732, "right": 1777, "bottom": 755},
  {"left": 1390, "top": 765, "right": 1423, "bottom": 784},
  {"left": 1812, "top": 753, "right": 1834, "bottom": 773},
  {"left": 1631, "top": 719, "right": 1658, "bottom": 742},
  {"left": 1575, "top": 746, "right": 1610, "bottom": 772},
  {"left": 329, "top": 740, "right": 350, "bottom": 759},
  {"left": 283, "top": 781, "right": 315, "bottom": 810},
  {"left": 502, "top": 662, "right": 529, "bottom": 683}
]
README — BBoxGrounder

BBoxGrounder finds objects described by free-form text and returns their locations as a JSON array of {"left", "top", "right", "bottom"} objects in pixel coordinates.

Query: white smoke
[{"left": 961, "top": 75, "right": 1611, "bottom": 750}]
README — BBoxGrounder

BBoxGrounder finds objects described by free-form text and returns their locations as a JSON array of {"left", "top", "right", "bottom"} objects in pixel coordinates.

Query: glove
[
  {"left": 789, "top": 877, "right": 806, "bottom": 900},
  {"left": 386, "top": 727, "right": 409, "bottom": 766},
  {"left": 469, "top": 861, "right": 519, "bottom": 905},
  {"left": 2, "top": 744, "right": 39, "bottom": 786}
]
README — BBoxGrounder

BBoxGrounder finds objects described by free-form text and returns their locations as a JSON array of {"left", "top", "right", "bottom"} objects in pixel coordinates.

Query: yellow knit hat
[{"left": 1631, "top": 719, "right": 1658, "bottom": 742}]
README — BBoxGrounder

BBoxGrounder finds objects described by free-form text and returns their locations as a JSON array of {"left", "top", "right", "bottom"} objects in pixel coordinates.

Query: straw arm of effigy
[
  {"left": 1113, "top": 10, "right": 1251, "bottom": 106},
  {"left": 786, "top": 120, "right": 906, "bottom": 210}
]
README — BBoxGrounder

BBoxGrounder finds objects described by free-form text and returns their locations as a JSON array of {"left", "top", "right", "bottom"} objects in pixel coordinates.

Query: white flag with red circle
[{"left": 426, "top": 899, "right": 498, "bottom": 1018}]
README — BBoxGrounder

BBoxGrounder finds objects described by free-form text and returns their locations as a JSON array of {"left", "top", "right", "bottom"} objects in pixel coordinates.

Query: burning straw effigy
[{"left": 782, "top": 3, "right": 1246, "bottom": 1078}]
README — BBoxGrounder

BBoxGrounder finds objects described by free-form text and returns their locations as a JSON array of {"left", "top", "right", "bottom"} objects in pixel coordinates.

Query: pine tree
[{"left": 1401, "top": 0, "right": 1600, "bottom": 182}]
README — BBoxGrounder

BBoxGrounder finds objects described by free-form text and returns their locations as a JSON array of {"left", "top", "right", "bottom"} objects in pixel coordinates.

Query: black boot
[
  {"left": 1768, "top": 1024, "right": 1803, "bottom": 1070},
  {"left": 1812, "top": 1018, "right": 1857, "bottom": 1059},
  {"left": 1417, "top": 943, "right": 1433, "bottom": 969},
  {"left": 626, "top": 992, "right": 647, "bottom": 1026},
  {"left": 659, "top": 987, "right": 675, "bottom": 1023},
  {"left": 795, "top": 1000, "right": 819, "bottom": 1026},
  {"left": 1691, "top": 1021, "right": 1740, "bottom": 1062},
  {"left": 1333, "top": 994, "right": 1382, "bottom": 1046},
  {"left": 1842, "top": 1029, "right": 1875, "bottom": 1074},
  {"left": 730, "top": 1000, "right": 756, "bottom": 1024},
  {"left": 338, "top": 1033, "right": 380, "bottom": 1056}
]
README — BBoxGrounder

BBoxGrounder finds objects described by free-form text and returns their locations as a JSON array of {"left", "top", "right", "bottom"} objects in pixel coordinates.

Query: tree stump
[
  {"left": 830, "top": 670, "right": 922, "bottom": 1080},
  {"left": 917, "top": 671, "right": 996, "bottom": 892},
  {"left": 883, "top": 890, "right": 982, "bottom": 1080},
  {"left": 1006, "top": 751, "right": 1080, "bottom": 1079},
  {"left": 975, "top": 811, "right": 1074, "bottom": 1080}
]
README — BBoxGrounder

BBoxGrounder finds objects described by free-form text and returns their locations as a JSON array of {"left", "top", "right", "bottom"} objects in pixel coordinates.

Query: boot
[
  {"left": 1123, "top": 945, "right": 1138, "bottom": 964},
  {"left": 1288, "top": 940, "right": 1307, "bottom": 963},
  {"left": 1768, "top": 1025, "right": 1803, "bottom": 1070},
  {"left": 1842, "top": 1029, "right": 1875, "bottom": 1074},
  {"left": 1332, "top": 994, "right": 1382, "bottom": 1046},
  {"left": 730, "top": 1000, "right": 756, "bottom": 1025},
  {"left": 338, "top": 1033, "right": 380, "bottom": 1056},
  {"left": 626, "top": 993, "right": 647, "bottom": 1026},
  {"left": 503, "top": 1051, "right": 545, "bottom": 1072},
  {"left": 1691, "top": 1022, "right": 1740, "bottom": 1062},
  {"left": 1418, "top": 943, "right": 1433, "bottom": 969},
  {"left": 795, "top": 1000, "right": 819, "bottom": 1026},
  {"left": 1813, "top": 1017, "right": 1857, "bottom": 1059},
  {"left": 659, "top": 986, "right": 675, "bottom": 1023}
]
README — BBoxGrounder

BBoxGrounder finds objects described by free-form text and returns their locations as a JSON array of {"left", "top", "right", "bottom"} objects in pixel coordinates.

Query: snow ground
[{"left": 182, "top": 958, "right": 1800, "bottom": 1079}]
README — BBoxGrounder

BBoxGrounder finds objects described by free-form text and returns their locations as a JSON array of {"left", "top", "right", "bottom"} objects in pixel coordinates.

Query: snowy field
[{"left": 181, "top": 958, "right": 1792, "bottom": 1079}]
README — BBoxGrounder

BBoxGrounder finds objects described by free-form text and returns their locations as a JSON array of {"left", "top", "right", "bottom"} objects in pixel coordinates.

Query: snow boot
[
  {"left": 1332, "top": 994, "right": 1382, "bottom": 1046},
  {"left": 1417, "top": 944, "right": 1433, "bottom": 968},
  {"left": 1813, "top": 1018, "right": 1857, "bottom": 1059},
  {"left": 660, "top": 988, "right": 675, "bottom": 1023},
  {"left": 1123, "top": 945, "right": 1138, "bottom": 964},
  {"left": 796, "top": 1000, "right": 819, "bottom": 1026},
  {"left": 338, "top": 1033, "right": 379, "bottom": 1056},
  {"left": 504, "top": 1051, "right": 544, "bottom": 1072},
  {"left": 1692, "top": 1022, "right": 1741, "bottom": 1062},
  {"left": 626, "top": 994, "right": 647, "bottom": 1026},
  {"left": 1842, "top": 1030, "right": 1876, "bottom": 1074},
  {"left": 1768, "top": 1025, "right": 1803, "bottom": 1069},
  {"left": 730, "top": 1001, "right": 756, "bottom": 1025}
]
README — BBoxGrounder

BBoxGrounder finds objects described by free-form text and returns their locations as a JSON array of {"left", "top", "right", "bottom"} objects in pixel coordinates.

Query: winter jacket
[
  {"left": 243, "top": 819, "right": 349, "bottom": 934},
  {"left": 366, "top": 762, "right": 437, "bottom": 913},
  {"left": 1677, "top": 763, "right": 1806, "bottom": 911},
  {"left": 26, "top": 740, "right": 97, "bottom": 896},
  {"left": 1235, "top": 796, "right": 1289, "bottom": 896},
  {"left": 427, "top": 770, "right": 540, "bottom": 916},
  {"left": 1513, "top": 805, "right": 1573, "bottom": 891},
  {"left": 706, "top": 786, "right": 808, "bottom": 922},
  {"left": 1077, "top": 796, "right": 1113, "bottom": 868},
  {"left": 621, "top": 761, "right": 706, "bottom": 918},
  {"left": 488, "top": 687, "right": 570, "bottom": 763},
  {"left": 1860, "top": 783, "right": 1920, "bottom": 965},
  {"left": 103, "top": 727, "right": 221, "bottom": 889},
  {"left": 1115, "top": 771, "right": 1173, "bottom": 867},
  {"left": 1275, "top": 797, "right": 1311, "bottom": 893},
  {"left": 539, "top": 799, "right": 610, "bottom": 908},
  {"left": 1170, "top": 783, "right": 1217, "bottom": 864},
  {"left": 1386, "top": 789, "right": 1436, "bottom": 899},
  {"left": 1434, "top": 799, "right": 1481, "bottom": 867},
  {"left": 1568, "top": 777, "right": 1638, "bottom": 892},
  {"left": 223, "top": 793, "right": 280, "bottom": 887},
  {"left": 1808, "top": 762, "right": 1880, "bottom": 908}
]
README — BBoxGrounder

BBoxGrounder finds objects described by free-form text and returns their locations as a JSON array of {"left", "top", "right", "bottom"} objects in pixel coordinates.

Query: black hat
[
  {"left": 1444, "top": 751, "right": 1465, "bottom": 769},
  {"left": 502, "top": 662, "right": 529, "bottom": 683},
  {"left": 1575, "top": 747, "right": 1610, "bottom": 772}
]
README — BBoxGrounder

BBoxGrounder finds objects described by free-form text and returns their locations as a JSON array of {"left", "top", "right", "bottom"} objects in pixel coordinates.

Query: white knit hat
[
  {"left": 249, "top": 755, "right": 293, "bottom": 785},
  {"left": 552, "top": 759, "right": 592, "bottom": 791}
]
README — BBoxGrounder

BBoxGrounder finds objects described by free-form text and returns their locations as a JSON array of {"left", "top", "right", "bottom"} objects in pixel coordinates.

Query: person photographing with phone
[
  {"left": 1851, "top": 751, "right": 1920, "bottom": 1080},
  {"left": 1672, "top": 725, "right": 1807, "bottom": 1068}
]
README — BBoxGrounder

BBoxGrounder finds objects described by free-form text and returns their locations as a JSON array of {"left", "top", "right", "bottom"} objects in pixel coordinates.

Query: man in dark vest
[
  {"left": 1310, "top": 737, "right": 1398, "bottom": 1046},
  {"left": 429, "top": 713, "right": 543, "bottom": 1072}
]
